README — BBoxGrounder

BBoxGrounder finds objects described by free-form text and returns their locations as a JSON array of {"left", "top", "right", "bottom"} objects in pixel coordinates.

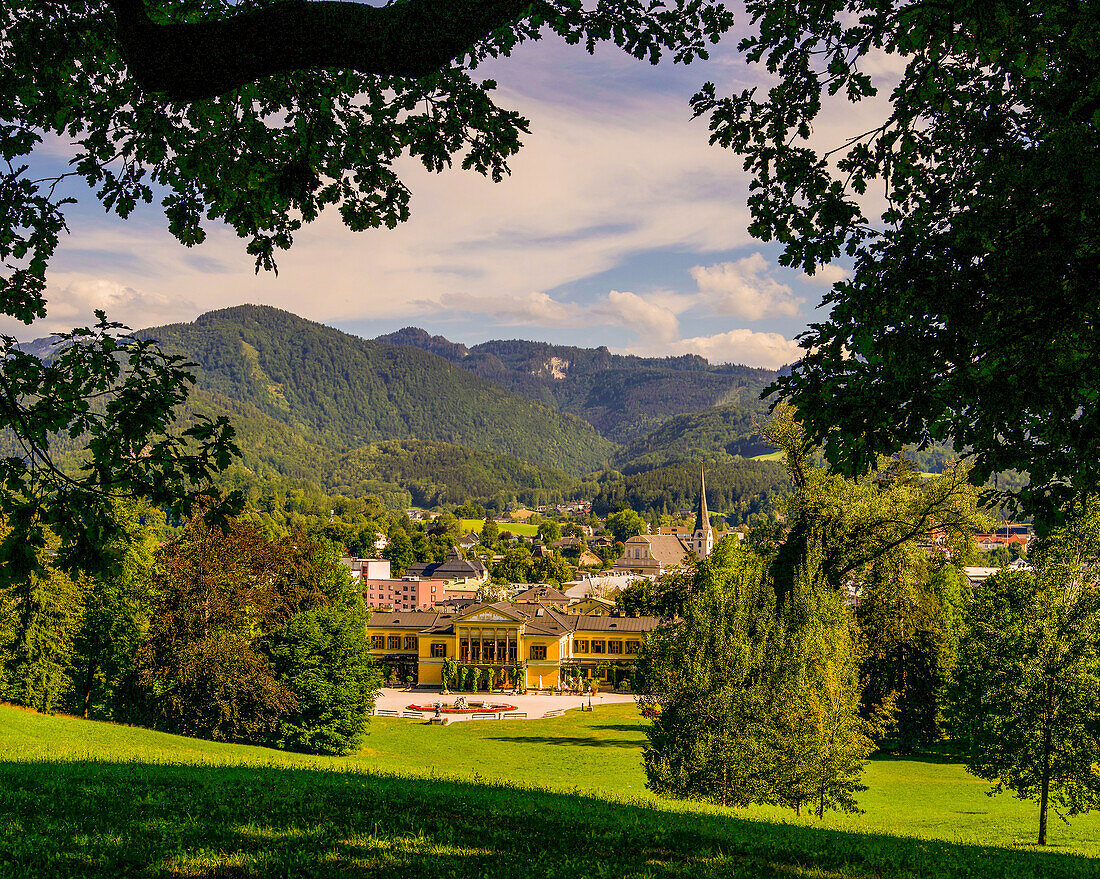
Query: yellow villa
[{"left": 366, "top": 601, "right": 660, "bottom": 689}]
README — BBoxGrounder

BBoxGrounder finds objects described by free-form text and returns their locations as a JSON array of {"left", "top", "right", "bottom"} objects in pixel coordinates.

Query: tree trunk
[
  {"left": 81, "top": 654, "right": 98, "bottom": 719},
  {"left": 1038, "top": 692, "right": 1053, "bottom": 846}
]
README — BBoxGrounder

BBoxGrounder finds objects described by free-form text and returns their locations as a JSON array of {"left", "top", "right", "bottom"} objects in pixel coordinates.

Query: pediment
[
  {"left": 455, "top": 605, "right": 525, "bottom": 624},
  {"left": 464, "top": 611, "right": 514, "bottom": 622}
]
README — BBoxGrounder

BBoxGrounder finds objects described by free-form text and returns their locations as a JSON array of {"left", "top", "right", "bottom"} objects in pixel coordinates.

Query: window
[
  {"left": 591, "top": 639, "right": 605, "bottom": 654},
  {"left": 625, "top": 640, "right": 640, "bottom": 655},
  {"left": 575, "top": 639, "right": 589, "bottom": 654},
  {"left": 404, "top": 636, "right": 417, "bottom": 651},
  {"left": 530, "top": 645, "right": 547, "bottom": 660},
  {"left": 371, "top": 635, "right": 385, "bottom": 650},
  {"left": 608, "top": 640, "right": 623, "bottom": 654},
  {"left": 387, "top": 635, "right": 401, "bottom": 650},
  {"left": 430, "top": 643, "right": 447, "bottom": 658}
]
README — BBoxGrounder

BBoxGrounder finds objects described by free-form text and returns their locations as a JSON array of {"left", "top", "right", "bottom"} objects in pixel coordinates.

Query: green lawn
[
  {"left": 459, "top": 518, "right": 540, "bottom": 537},
  {"left": 2, "top": 703, "right": 1098, "bottom": 877}
]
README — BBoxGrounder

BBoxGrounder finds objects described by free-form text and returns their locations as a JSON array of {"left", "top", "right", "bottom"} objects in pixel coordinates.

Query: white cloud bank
[{"left": 690, "top": 253, "right": 805, "bottom": 320}]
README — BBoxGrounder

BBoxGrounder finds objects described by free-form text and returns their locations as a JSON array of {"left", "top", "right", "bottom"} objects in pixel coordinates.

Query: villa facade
[{"left": 366, "top": 600, "right": 661, "bottom": 688}]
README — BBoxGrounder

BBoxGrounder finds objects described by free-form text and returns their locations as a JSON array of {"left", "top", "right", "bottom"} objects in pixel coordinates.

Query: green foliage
[
  {"left": 640, "top": 539, "right": 877, "bottom": 815},
  {"left": 949, "top": 500, "right": 1100, "bottom": 845},
  {"left": 530, "top": 553, "right": 573, "bottom": 587},
  {"left": 491, "top": 546, "right": 532, "bottom": 585},
  {"left": 441, "top": 657, "right": 458, "bottom": 692},
  {"left": 480, "top": 519, "right": 500, "bottom": 546},
  {"left": 0, "top": 316, "right": 240, "bottom": 606},
  {"left": 133, "top": 515, "right": 375, "bottom": 748},
  {"left": 615, "top": 404, "right": 774, "bottom": 472},
  {"left": 0, "top": 558, "right": 83, "bottom": 714},
  {"left": 471, "top": 667, "right": 483, "bottom": 693},
  {"left": 605, "top": 509, "right": 647, "bottom": 544},
  {"left": 264, "top": 601, "right": 379, "bottom": 756},
  {"left": 592, "top": 459, "right": 787, "bottom": 523},
  {"left": 536, "top": 520, "right": 562, "bottom": 544},
  {"left": 147, "top": 306, "right": 616, "bottom": 476},
  {"left": 696, "top": 1, "right": 1100, "bottom": 515},
  {"left": 458, "top": 666, "right": 468, "bottom": 692},
  {"left": 64, "top": 498, "right": 162, "bottom": 719},
  {"left": 615, "top": 568, "right": 695, "bottom": 620}
]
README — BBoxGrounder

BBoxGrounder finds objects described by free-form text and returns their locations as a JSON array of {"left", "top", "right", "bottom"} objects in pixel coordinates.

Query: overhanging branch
[{"left": 108, "top": 0, "right": 538, "bottom": 101}]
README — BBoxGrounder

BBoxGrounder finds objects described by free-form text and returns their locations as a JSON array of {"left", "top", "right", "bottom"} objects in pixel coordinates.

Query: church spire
[
  {"left": 694, "top": 466, "right": 710, "bottom": 533},
  {"left": 693, "top": 466, "right": 713, "bottom": 560}
]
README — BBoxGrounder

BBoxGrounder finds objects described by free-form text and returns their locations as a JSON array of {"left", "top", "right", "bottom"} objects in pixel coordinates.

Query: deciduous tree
[
  {"left": 694, "top": 1, "right": 1100, "bottom": 515},
  {"left": 949, "top": 501, "right": 1100, "bottom": 846}
]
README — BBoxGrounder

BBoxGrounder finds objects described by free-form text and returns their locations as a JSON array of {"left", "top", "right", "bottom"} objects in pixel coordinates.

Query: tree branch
[{"left": 108, "top": 0, "right": 539, "bottom": 102}]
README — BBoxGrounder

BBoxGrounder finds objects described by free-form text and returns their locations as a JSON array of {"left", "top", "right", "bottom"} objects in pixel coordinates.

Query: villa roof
[
  {"left": 574, "top": 615, "right": 662, "bottom": 633},
  {"left": 366, "top": 602, "right": 661, "bottom": 638},
  {"left": 372, "top": 611, "right": 441, "bottom": 629}
]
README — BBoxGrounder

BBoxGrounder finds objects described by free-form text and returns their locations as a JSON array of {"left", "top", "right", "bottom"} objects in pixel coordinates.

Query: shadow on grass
[
  {"left": 486, "top": 735, "right": 642, "bottom": 748},
  {"left": 869, "top": 740, "right": 969, "bottom": 765},
  {"left": 588, "top": 722, "right": 648, "bottom": 735},
  {"left": 0, "top": 759, "right": 1095, "bottom": 879}
]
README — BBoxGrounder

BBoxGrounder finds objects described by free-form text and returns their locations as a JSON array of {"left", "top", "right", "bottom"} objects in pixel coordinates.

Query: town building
[
  {"left": 406, "top": 546, "right": 489, "bottom": 583},
  {"left": 341, "top": 557, "right": 392, "bottom": 582},
  {"left": 365, "top": 601, "right": 661, "bottom": 688},
  {"left": 613, "top": 467, "right": 715, "bottom": 576},
  {"left": 362, "top": 576, "right": 449, "bottom": 611}
]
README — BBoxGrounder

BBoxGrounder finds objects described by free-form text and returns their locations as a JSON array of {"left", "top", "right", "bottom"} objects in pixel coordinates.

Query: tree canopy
[
  {"left": 4, "top": 0, "right": 733, "bottom": 320},
  {"left": 694, "top": 1, "right": 1100, "bottom": 516}
]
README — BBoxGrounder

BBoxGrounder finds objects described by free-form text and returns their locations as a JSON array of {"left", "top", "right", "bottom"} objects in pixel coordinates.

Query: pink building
[{"left": 362, "top": 576, "right": 449, "bottom": 612}]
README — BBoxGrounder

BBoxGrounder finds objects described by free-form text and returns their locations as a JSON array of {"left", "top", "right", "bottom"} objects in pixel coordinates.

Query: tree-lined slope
[
  {"left": 378, "top": 329, "right": 777, "bottom": 442},
  {"left": 615, "top": 404, "right": 776, "bottom": 473},
  {"left": 142, "top": 306, "right": 616, "bottom": 475}
]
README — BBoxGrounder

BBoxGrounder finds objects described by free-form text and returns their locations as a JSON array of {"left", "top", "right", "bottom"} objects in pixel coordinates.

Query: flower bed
[{"left": 406, "top": 701, "right": 518, "bottom": 714}]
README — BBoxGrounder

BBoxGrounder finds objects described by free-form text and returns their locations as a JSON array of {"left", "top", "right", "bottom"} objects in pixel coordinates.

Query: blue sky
[{"left": 7, "top": 22, "right": 902, "bottom": 369}]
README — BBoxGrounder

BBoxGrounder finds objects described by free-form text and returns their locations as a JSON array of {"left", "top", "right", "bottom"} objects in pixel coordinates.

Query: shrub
[{"left": 264, "top": 605, "right": 379, "bottom": 755}]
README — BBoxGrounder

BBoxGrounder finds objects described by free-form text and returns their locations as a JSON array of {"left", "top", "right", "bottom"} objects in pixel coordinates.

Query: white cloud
[
  {"left": 590, "top": 290, "right": 681, "bottom": 343},
  {"left": 690, "top": 253, "right": 805, "bottom": 320},
  {"left": 801, "top": 263, "right": 849, "bottom": 286},
  {"left": 624, "top": 328, "right": 802, "bottom": 370},
  {"left": 0, "top": 276, "right": 196, "bottom": 338},
  {"left": 427, "top": 290, "right": 581, "bottom": 327},
  {"left": 15, "top": 42, "right": 757, "bottom": 341}
]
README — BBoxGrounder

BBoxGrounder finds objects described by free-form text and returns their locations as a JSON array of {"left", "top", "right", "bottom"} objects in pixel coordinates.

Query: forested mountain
[
  {"left": 14, "top": 306, "right": 788, "bottom": 519},
  {"left": 614, "top": 404, "right": 776, "bottom": 473},
  {"left": 377, "top": 329, "right": 777, "bottom": 442},
  {"left": 140, "top": 306, "right": 616, "bottom": 475},
  {"left": 591, "top": 459, "right": 788, "bottom": 523}
]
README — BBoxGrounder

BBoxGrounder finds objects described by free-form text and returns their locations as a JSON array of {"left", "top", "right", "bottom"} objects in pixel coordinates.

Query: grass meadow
[
  {"left": 459, "top": 519, "right": 540, "bottom": 537},
  {"left": 2, "top": 702, "right": 1098, "bottom": 877}
]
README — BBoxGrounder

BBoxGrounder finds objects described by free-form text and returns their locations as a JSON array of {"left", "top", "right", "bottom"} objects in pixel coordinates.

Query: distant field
[
  {"left": 1, "top": 703, "right": 1097, "bottom": 877},
  {"left": 750, "top": 450, "right": 785, "bottom": 461},
  {"left": 459, "top": 518, "right": 540, "bottom": 536}
]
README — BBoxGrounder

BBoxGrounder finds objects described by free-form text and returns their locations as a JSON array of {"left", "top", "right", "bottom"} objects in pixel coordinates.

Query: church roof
[{"left": 646, "top": 535, "right": 693, "bottom": 566}]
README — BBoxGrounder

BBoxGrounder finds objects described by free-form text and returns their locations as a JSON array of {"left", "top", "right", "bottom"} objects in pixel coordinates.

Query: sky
[{"left": 8, "top": 18, "right": 903, "bottom": 370}]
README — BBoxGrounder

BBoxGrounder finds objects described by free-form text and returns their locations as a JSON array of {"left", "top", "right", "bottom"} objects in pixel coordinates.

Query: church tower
[{"left": 692, "top": 466, "right": 714, "bottom": 560}]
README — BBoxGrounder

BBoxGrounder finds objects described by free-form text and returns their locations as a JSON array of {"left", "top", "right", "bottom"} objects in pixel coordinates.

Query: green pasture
[
  {"left": 750, "top": 450, "right": 785, "bottom": 462},
  {"left": 2, "top": 703, "right": 1097, "bottom": 877},
  {"left": 459, "top": 518, "right": 540, "bottom": 537}
]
